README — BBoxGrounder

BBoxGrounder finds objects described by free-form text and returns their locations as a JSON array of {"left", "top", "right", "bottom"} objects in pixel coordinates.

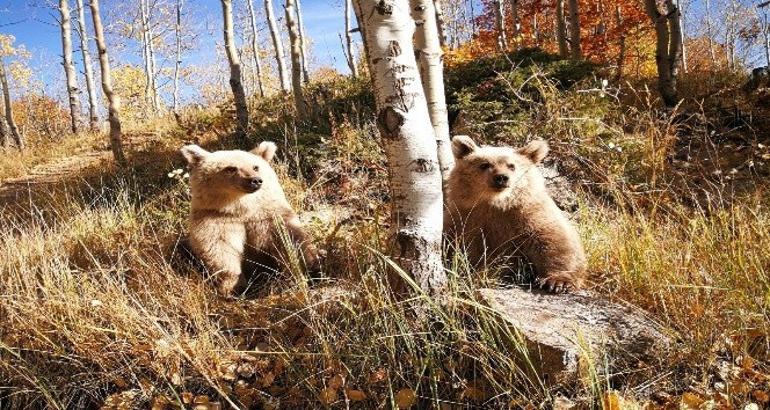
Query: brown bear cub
[
  {"left": 444, "top": 136, "right": 587, "bottom": 293},
  {"left": 181, "top": 142, "right": 319, "bottom": 296}
]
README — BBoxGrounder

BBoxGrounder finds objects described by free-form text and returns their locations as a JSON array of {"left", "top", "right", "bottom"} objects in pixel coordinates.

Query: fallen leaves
[{"left": 395, "top": 388, "right": 416, "bottom": 409}]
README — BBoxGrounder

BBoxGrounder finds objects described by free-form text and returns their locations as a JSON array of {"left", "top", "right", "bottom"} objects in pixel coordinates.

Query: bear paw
[{"left": 536, "top": 272, "right": 580, "bottom": 294}]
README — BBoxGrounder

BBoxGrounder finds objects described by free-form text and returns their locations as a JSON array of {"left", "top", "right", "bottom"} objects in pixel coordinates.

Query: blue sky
[{"left": 0, "top": 0, "right": 352, "bottom": 102}]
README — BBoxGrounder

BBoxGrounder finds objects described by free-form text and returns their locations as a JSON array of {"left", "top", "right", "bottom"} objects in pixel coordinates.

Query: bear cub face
[
  {"left": 180, "top": 142, "right": 278, "bottom": 199},
  {"left": 450, "top": 135, "right": 549, "bottom": 207}
]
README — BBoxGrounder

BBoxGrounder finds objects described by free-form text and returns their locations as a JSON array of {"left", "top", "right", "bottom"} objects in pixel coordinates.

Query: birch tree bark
[
  {"left": 344, "top": 0, "right": 358, "bottom": 77},
  {"left": 294, "top": 0, "right": 310, "bottom": 83},
  {"left": 285, "top": 0, "right": 305, "bottom": 116},
  {"left": 644, "top": 0, "right": 682, "bottom": 107},
  {"left": 246, "top": 0, "right": 266, "bottom": 97},
  {"left": 221, "top": 0, "right": 250, "bottom": 135},
  {"left": 508, "top": 0, "right": 519, "bottom": 47},
  {"left": 567, "top": 0, "right": 581, "bottom": 59},
  {"left": 493, "top": 0, "right": 508, "bottom": 51},
  {"left": 265, "top": 0, "right": 291, "bottom": 93},
  {"left": 433, "top": 0, "right": 447, "bottom": 48},
  {"left": 0, "top": 58, "right": 23, "bottom": 149},
  {"left": 59, "top": 0, "right": 82, "bottom": 134},
  {"left": 75, "top": 0, "right": 99, "bottom": 130},
  {"left": 352, "top": 0, "right": 447, "bottom": 294},
  {"left": 139, "top": 0, "right": 159, "bottom": 113},
  {"left": 705, "top": 0, "right": 716, "bottom": 66},
  {"left": 556, "top": 0, "right": 569, "bottom": 57},
  {"left": 411, "top": 0, "right": 454, "bottom": 185},
  {"left": 173, "top": 0, "right": 183, "bottom": 117},
  {"left": 0, "top": 114, "right": 8, "bottom": 149},
  {"left": 89, "top": 0, "right": 124, "bottom": 163},
  {"left": 677, "top": 0, "right": 687, "bottom": 73}
]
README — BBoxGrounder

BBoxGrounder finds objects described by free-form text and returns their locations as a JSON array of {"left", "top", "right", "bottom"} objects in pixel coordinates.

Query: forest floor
[{"left": 1, "top": 50, "right": 769, "bottom": 409}]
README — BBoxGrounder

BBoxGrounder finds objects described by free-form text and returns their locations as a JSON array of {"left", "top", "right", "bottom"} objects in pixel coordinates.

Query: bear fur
[
  {"left": 181, "top": 142, "right": 319, "bottom": 296},
  {"left": 444, "top": 136, "right": 587, "bottom": 293}
]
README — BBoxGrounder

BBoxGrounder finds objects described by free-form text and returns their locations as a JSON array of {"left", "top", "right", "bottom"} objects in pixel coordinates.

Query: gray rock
[{"left": 478, "top": 287, "right": 673, "bottom": 384}]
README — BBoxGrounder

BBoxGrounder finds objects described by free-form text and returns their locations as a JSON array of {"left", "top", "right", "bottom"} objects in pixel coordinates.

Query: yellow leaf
[
  {"left": 318, "top": 387, "right": 337, "bottom": 406},
  {"left": 345, "top": 388, "right": 367, "bottom": 401},
  {"left": 395, "top": 388, "right": 416, "bottom": 409},
  {"left": 752, "top": 390, "right": 769, "bottom": 403},
  {"left": 681, "top": 392, "right": 705, "bottom": 408}
]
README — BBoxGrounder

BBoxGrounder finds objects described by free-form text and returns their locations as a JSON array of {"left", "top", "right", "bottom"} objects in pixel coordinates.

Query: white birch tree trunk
[
  {"left": 75, "top": 0, "right": 99, "bottom": 130},
  {"left": 265, "top": 0, "right": 291, "bottom": 93},
  {"left": 411, "top": 0, "right": 454, "bottom": 185},
  {"left": 173, "top": 0, "right": 183, "bottom": 116},
  {"left": 139, "top": 0, "right": 156, "bottom": 115},
  {"left": 493, "top": 0, "right": 508, "bottom": 51},
  {"left": 344, "top": 0, "right": 358, "bottom": 77},
  {"left": 0, "top": 58, "right": 23, "bottom": 149},
  {"left": 89, "top": 0, "right": 123, "bottom": 162},
  {"left": 59, "top": 0, "right": 82, "bottom": 134},
  {"left": 0, "top": 114, "right": 8, "bottom": 149},
  {"left": 221, "top": 0, "right": 250, "bottom": 135},
  {"left": 352, "top": 0, "right": 447, "bottom": 294},
  {"left": 644, "top": 0, "right": 682, "bottom": 107},
  {"left": 677, "top": 0, "right": 687, "bottom": 73},
  {"left": 285, "top": 0, "right": 305, "bottom": 116},
  {"left": 508, "top": 0, "right": 519, "bottom": 47},
  {"left": 556, "top": 0, "right": 569, "bottom": 57},
  {"left": 433, "top": 0, "right": 447, "bottom": 48},
  {"left": 567, "top": 0, "right": 581, "bottom": 59},
  {"left": 294, "top": 0, "right": 310, "bottom": 83},
  {"left": 246, "top": 0, "right": 266, "bottom": 97},
  {"left": 705, "top": 0, "right": 716, "bottom": 66}
]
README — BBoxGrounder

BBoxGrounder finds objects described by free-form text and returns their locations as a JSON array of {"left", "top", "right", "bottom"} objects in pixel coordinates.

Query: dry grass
[{"left": 1, "top": 59, "right": 769, "bottom": 408}]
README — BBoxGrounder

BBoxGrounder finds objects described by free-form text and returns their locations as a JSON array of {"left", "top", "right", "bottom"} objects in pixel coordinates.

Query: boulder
[{"left": 477, "top": 287, "right": 673, "bottom": 384}]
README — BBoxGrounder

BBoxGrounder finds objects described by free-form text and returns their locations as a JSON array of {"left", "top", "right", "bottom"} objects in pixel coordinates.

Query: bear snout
[
  {"left": 242, "top": 177, "right": 263, "bottom": 193},
  {"left": 492, "top": 174, "right": 510, "bottom": 189}
]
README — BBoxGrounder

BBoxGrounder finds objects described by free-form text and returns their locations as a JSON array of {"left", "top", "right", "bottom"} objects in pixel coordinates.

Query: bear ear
[
  {"left": 180, "top": 144, "right": 209, "bottom": 166},
  {"left": 451, "top": 135, "right": 478, "bottom": 159},
  {"left": 251, "top": 141, "right": 278, "bottom": 162},
  {"left": 518, "top": 140, "right": 549, "bottom": 164}
]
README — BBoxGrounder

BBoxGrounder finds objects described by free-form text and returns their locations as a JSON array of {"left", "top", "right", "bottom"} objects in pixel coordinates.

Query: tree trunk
[
  {"left": 411, "top": 0, "right": 454, "bottom": 186},
  {"left": 173, "top": 0, "right": 183, "bottom": 116},
  {"left": 89, "top": 0, "right": 124, "bottom": 163},
  {"left": 433, "top": 0, "right": 447, "bottom": 48},
  {"left": 763, "top": 8, "right": 770, "bottom": 67},
  {"left": 493, "top": 0, "right": 507, "bottom": 52},
  {"left": 265, "top": 0, "right": 291, "bottom": 93},
  {"left": 533, "top": 12, "right": 540, "bottom": 47},
  {"left": 614, "top": 5, "right": 626, "bottom": 81},
  {"left": 220, "top": 0, "right": 250, "bottom": 135},
  {"left": 294, "top": 0, "right": 310, "bottom": 84},
  {"left": 644, "top": 0, "right": 681, "bottom": 107},
  {"left": 705, "top": 0, "right": 716, "bottom": 66},
  {"left": 285, "top": 0, "right": 305, "bottom": 116},
  {"left": 344, "top": 0, "right": 358, "bottom": 77},
  {"left": 555, "top": 0, "right": 569, "bottom": 57},
  {"left": 75, "top": 0, "right": 99, "bottom": 130},
  {"left": 567, "top": 0, "right": 581, "bottom": 59},
  {"left": 0, "top": 59, "right": 23, "bottom": 149},
  {"left": 508, "top": 0, "right": 519, "bottom": 47},
  {"left": 139, "top": 0, "right": 159, "bottom": 114},
  {"left": 352, "top": 0, "right": 447, "bottom": 295},
  {"left": 677, "top": 0, "right": 687, "bottom": 73},
  {"left": 59, "top": 0, "right": 82, "bottom": 134},
  {"left": 246, "top": 0, "right": 266, "bottom": 98},
  {"left": 0, "top": 109, "right": 9, "bottom": 149}
]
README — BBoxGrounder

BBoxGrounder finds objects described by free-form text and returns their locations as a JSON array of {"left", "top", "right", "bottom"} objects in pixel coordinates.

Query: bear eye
[
  {"left": 223, "top": 166, "right": 238, "bottom": 173},
  {"left": 253, "top": 165, "right": 259, "bottom": 172},
  {"left": 507, "top": 163, "right": 516, "bottom": 170},
  {"left": 479, "top": 162, "right": 492, "bottom": 171}
]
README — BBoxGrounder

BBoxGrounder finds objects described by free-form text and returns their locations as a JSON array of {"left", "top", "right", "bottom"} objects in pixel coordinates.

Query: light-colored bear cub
[
  {"left": 445, "top": 136, "right": 587, "bottom": 293},
  {"left": 181, "top": 142, "right": 319, "bottom": 296}
]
